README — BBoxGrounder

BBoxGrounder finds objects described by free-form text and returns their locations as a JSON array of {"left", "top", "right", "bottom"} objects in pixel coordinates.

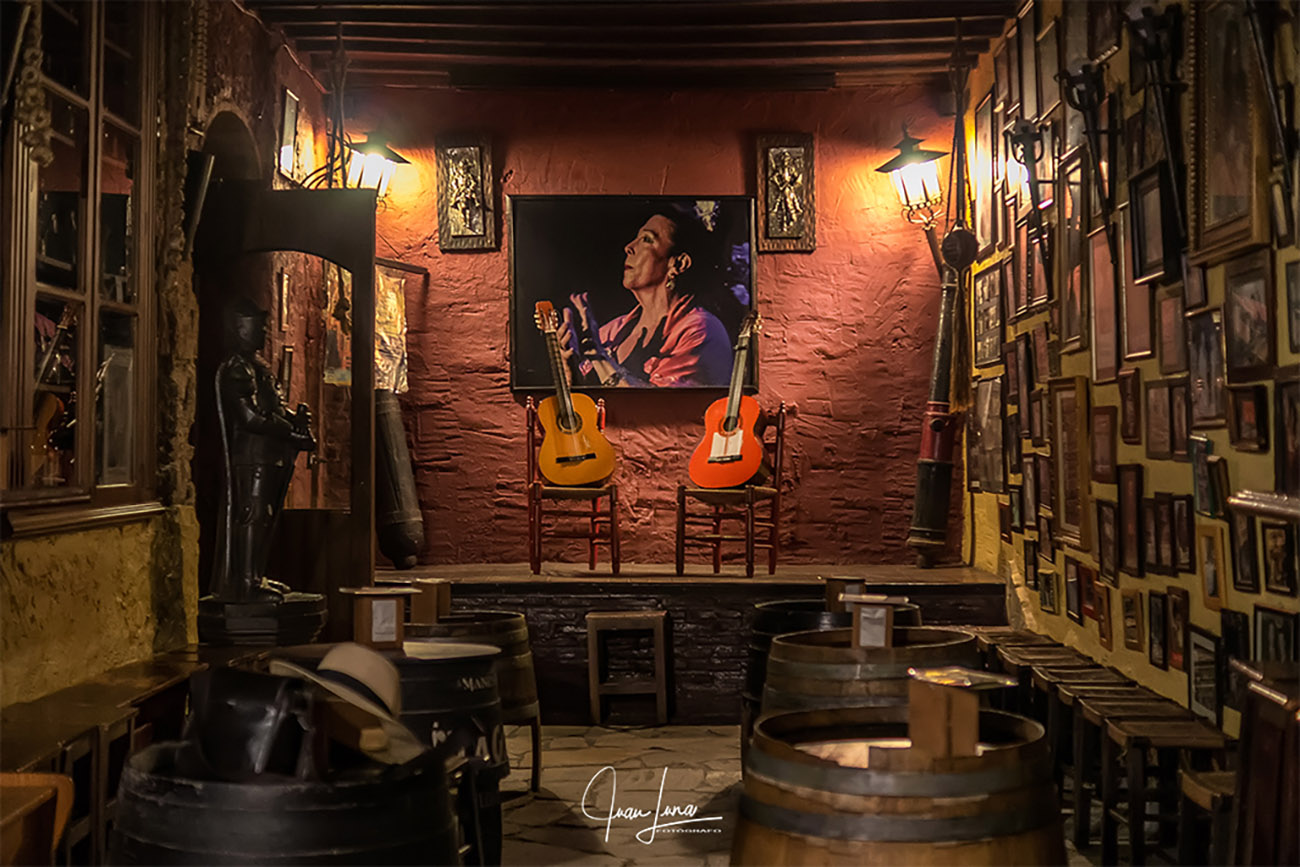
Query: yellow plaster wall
[
  {"left": 964, "top": 0, "right": 1300, "bottom": 737},
  {"left": 0, "top": 507, "right": 199, "bottom": 706}
]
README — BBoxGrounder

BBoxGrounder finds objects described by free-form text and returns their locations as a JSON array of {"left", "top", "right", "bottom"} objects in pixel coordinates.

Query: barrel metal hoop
[
  {"left": 745, "top": 748, "right": 1048, "bottom": 798},
  {"left": 739, "top": 794, "right": 1059, "bottom": 842}
]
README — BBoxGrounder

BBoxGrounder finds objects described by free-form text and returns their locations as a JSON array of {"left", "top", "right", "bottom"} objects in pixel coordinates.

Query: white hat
[{"left": 269, "top": 643, "right": 426, "bottom": 765}]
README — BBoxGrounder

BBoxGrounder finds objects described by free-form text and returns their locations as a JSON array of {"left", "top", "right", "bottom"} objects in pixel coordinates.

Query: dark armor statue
[{"left": 212, "top": 299, "right": 316, "bottom": 603}]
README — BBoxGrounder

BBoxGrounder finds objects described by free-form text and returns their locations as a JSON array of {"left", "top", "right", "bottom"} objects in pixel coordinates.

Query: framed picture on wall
[
  {"left": 1039, "top": 512, "right": 1055, "bottom": 561},
  {"left": 1025, "top": 538, "right": 1039, "bottom": 589},
  {"left": 1222, "top": 609, "right": 1251, "bottom": 710},
  {"left": 969, "top": 377, "right": 1007, "bottom": 494},
  {"left": 1000, "top": 501, "right": 1014, "bottom": 543},
  {"left": 508, "top": 195, "right": 755, "bottom": 390},
  {"left": 1118, "top": 464, "right": 1144, "bottom": 575},
  {"left": 1260, "top": 522, "right": 1299, "bottom": 596},
  {"left": 1031, "top": 325, "right": 1050, "bottom": 385},
  {"left": 1142, "top": 498, "right": 1160, "bottom": 575},
  {"left": 1174, "top": 495, "right": 1195, "bottom": 572},
  {"left": 1167, "top": 586, "right": 1190, "bottom": 671},
  {"left": 1187, "top": 309, "right": 1226, "bottom": 427},
  {"left": 1119, "top": 206, "right": 1154, "bottom": 359},
  {"left": 1287, "top": 259, "right": 1299, "bottom": 353},
  {"left": 1014, "top": 218, "right": 1030, "bottom": 316},
  {"left": 975, "top": 93, "right": 997, "bottom": 257},
  {"left": 1208, "top": 455, "right": 1231, "bottom": 519},
  {"left": 1006, "top": 341, "right": 1020, "bottom": 405},
  {"left": 1023, "top": 454, "right": 1038, "bottom": 517},
  {"left": 1050, "top": 376, "right": 1090, "bottom": 549},
  {"left": 1092, "top": 406, "right": 1117, "bottom": 483},
  {"left": 974, "top": 264, "right": 1005, "bottom": 367},
  {"left": 1156, "top": 493, "right": 1175, "bottom": 575},
  {"left": 1017, "top": 332, "right": 1033, "bottom": 402},
  {"left": 1170, "top": 378, "right": 1191, "bottom": 460},
  {"left": 1019, "top": 4, "right": 1038, "bottom": 121},
  {"left": 1187, "top": 626, "right": 1221, "bottom": 726},
  {"left": 1030, "top": 389, "right": 1045, "bottom": 445},
  {"left": 1096, "top": 581, "right": 1113, "bottom": 649},
  {"left": 1121, "top": 588, "right": 1144, "bottom": 651},
  {"left": 1191, "top": 435, "right": 1215, "bottom": 516},
  {"left": 1040, "top": 570, "right": 1058, "bottom": 613},
  {"left": 1149, "top": 589, "right": 1167, "bottom": 668},
  {"left": 1191, "top": 0, "right": 1270, "bottom": 262},
  {"left": 1087, "top": 0, "right": 1122, "bottom": 60},
  {"left": 1277, "top": 369, "right": 1300, "bottom": 496},
  {"left": 1038, "top": 451, "right": 1054, "bottom": 515},
  {"left": 1037, "top": 19, "right": 1061, "bottom": 118},
  {"left": 1118, "top": 367, "right": 1142, "bottom": 443},
  {"left": 1145, "top": 380, "right": 1172, "bottom": 460},
  {"left": 1065, "top": 558, "right": 1082, "bottom": 624},
  {"left": 756, "top": 133, "right": 815, "bottom": 252},
  {"left": 995, "top": 40, "right": 1011, "bottom": 110},
  {"left": 1010, "top": 482, "right": 1024, "bottom": 531},
  {"left": 1255, "top": 604, "right": 1299, "bottom": 662},
  {"left": 1129, "top": 163, "right": 1175, "bottom": 284},
  {"left": 1090, "top": 226, "right": 1119, "bottom": 382},
  {"left": 1183, "top": 255, "right": 1209, "bottom": 310},
  {"left": 1228, "top": 385, "right": 1269, "bottom": 451},
  {"left": 1230, "top": 508, "right": 1260, "bottom": 593},
  {"left": 1081, "top": 563, "right": 1099, "bottom": 621},
  {"left": 1197, "top": 522, "right": 1227, "bottom": 610},
  {"left": 1006, "top": 413, "right": 1023, "bottom": 471},
  {"left": 1059, "top": 155, "right": 1088, "bottom": 353},
  {"left": 1157, "top": 287, "right": 1187, "bottom": 374},
  {"left": 1097, "top": 499, "right": 1119, "bottom": 583},
  {"left": 438, "top": 134, "right": 496, "bottom": 251},
  {"left": 1223, "top": 249, "right": 1275, "bottom": 382}
]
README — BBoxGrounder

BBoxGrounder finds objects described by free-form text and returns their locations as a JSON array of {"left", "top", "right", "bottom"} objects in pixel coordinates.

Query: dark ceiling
[{"left": 245, "top": 1, "right": 1017, "bottom": 91}]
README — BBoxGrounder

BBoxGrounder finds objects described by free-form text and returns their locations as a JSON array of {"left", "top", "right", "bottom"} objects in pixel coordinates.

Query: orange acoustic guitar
[
  {"left": 688, "top": 312, "right": 765, "bottom": 488},
  {"left": 532, "top": 301, "right": 616, "bottom": 486}
]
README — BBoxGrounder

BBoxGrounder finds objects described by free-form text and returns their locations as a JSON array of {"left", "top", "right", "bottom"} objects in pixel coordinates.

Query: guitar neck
[
  {"left": 542, "top": 331, "right": 578, "bottom": 428},
  {"left": 722, "top": 338, "right": 751, "bottom": 431}
]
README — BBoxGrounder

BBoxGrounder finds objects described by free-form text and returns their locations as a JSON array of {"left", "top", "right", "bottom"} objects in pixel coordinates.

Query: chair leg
[
  {"left": 587, "top": 627, "right": 602, "bottom": 725},
  {"left": 528, "top": 485, "right": 541, "bottom": 574},
  {"left": 1127, "top": 741, "right": 1148, "bottom": 866},
  {"left": 675, "top": 485, "right": 686, "bottom": 575},
  {"left": 1072, "top": 708, "right": 1093, "bottom": 849},
  {"left": 768, "top": 496, "right": 779, "bottom": 574},
  {"left": 529, "top": 716, "right": 543, "bottom": 793},
  {"left": 745, "top": 488, "right": 756, "bottom": 578},
  {"left": 588, "top": 498, "right": 598, "bottom": 571},
  {"left": 1100, "top": 733, "right": 1119, "bottom": 867},
  {"left": 711, "top": 506, "right": 722, "bottom": 573},
  {"left": 609, "top": 487, "right": 621, "bottom": 575}
]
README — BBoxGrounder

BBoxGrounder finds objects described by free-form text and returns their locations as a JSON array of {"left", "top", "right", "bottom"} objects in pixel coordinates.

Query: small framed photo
[
  {"left": 1207, "top": 455, "right": 1231, "bottom": 519},
  {"left": 1187, "top": 309, "right": 1226, "bottom": 428},
  {"left": 1187, "top": 626, "right": 1221, "bottom": 727},
  {"left": 1174, "top": 495, "right": 1195, "bottom": 572},
  {"left": 1148, "top": 590, "right": 1168, "bottom": 669},
  {"left": 1223, "top": 249, "right": 1275, "bottom": 382},
  {"left": 1010, "top": 483, "right": 1025, "bottom": 532},
  {"left": 1039, "top": 512, "right": 1055, "bottom": 562},
  {"left": 1000, "top": 501, "right": 1014, "bottom": 543},
  {"left": 1095, "top": 582, "right": 1114, "bottom": 650},
  {"left": 1006, "top": 413, "right": 1023, "bottom": 469},
  {"left": 1254, "top": 604, "right": 1299, "bottom": 662},
  {"left": 1229, "top": 508, "right": 1260, "bottom": 593},
  {"left": 1157, "top": 287, "right": 1188, "bottom": 374},
  {"left": 1221, "top": 609, "right": 1251, "bottom": 711},
  {"left": 1088, "top": 0, "right": 1122, "bottom": 60},
  {"left": 1118, "top": 367, "right": 1142, "bottom": 443},
  {"left": 1091, "top": 406, "right": 1117, "bottom": 483},
  {"left": 1023, "top": 454, "right": 1038, "bottom": 517},
  {"left": 436, "top": 134, "right": 496, "bottom": 251},
  {"left": 1286, "top": 259, "right": 1299, "bottom": 353},
  {"left": 1040, "top": 569, "right": 1059, "bottom": 614},
  {"left": 1197, "top": 522, "right": 1227, "bottom": 610},
  {"left": 974, "top": 264, "right": 1005, "bottom": 367},
  {"left": 1260, "top": 522, "right": 1299, "bottom": 596},
  {"left": 277, "top": 88, "right": 300, "bottom": 180},
  {"left": 756, "top": 133, "right": 815, "bottom": 252},
  {"left": 1167, "top": 586, "right": 1190, "bottom": 672},
  {"left": 1129, "top": 163, "right": 1175, "bottom": 284},
  {"left": 1156, "top": 492, "right": 1175, "bottom": 575},
  {"left": 1080, "top": 561, "right": 1098, "bottom": 620},
  {"left": 1030, "top": 390, "right": 1046, "bottom": 445},
  {"left": 1096, "top": 499, "right": 1119, "bottom": 583},
  {"left": 1190, "top": 435, "right": 1215, "bottom": 517},
  {"left": 1031, "top": 325, "right": 1050, "bottom": 384},
  {"left": 277, "top": 269, "right": 290, "bottom": 332},
  {"left": 1025, "top": 538, "right": 1040, "bottom": 589},
  {"left": 1121, "top": 206, "right": 1155, "bottom": 360},
  {"left": 1005, "top": 341, "right": 1020, "bottom": 406},
  {"left": 1121, "top": 588, "right": 1144, "bottom": 652},
  {"left": 1118, "top": 464, "right": 1144, "bottom": 575},
  {"left": 1145, "top": 380, "right": 1172, "bottom": 460},
  {"left": 975, "top": 93, "right": 997, "bottom": 257},
  {"left": 1050, "top": 376, "right": 1091, "bottom": 549},
  {"left": 1038, "top": 451, "right": 1055, "bottom": 516},
  {"left": 1065, "top": 558, "right": 1083, "bottom": 624},
  {"left": 1227, "top": 385, "right": 1269, "bottom": 451},
  {"left": 1142, "top": 498, "right": 1160, "bottom": 575},
  {"left": 1169, "top": 378, "right": 1191, "bottom": 461},
  {"left": 1017, "top": 333, "right": 1034, "bottom": 405},
  {"left": 1183, "top": 254, "right": 1208, "bottom": 311},
  {"left": 1277, "top": 370, "right": 1300, "bottom": 496}
]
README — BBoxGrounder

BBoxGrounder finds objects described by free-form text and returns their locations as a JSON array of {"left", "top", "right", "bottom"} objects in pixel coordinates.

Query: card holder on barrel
[
  {"left": 532, "top": 301, "right": 615, "bottom": 486},
  {"left": 688, "top": 312, "right": 766, "bottom": 488}
]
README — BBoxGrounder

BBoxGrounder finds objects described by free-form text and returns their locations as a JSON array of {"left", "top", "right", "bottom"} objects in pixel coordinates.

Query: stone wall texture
[{"left": 359, "top": 85, "right": 963, "bottom": 567}]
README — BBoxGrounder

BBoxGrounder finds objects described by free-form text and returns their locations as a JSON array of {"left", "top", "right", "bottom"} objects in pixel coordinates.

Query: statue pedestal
[{"left": 197, "top": 592, "right": 327, "bottom": 646}]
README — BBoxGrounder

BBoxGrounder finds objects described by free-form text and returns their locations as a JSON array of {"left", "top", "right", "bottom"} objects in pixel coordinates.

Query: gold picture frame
[
  {"left": 436, "top": 134, "right": 496, "bottom": 252},
  {"left": 755, "top": 133, "right": 815, "bottom": 252}
]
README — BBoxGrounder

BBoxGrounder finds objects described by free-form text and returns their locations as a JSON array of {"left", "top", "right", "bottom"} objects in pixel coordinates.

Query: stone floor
[{"left": 500, "top": 725, "right": 1100, "bottom": 867}]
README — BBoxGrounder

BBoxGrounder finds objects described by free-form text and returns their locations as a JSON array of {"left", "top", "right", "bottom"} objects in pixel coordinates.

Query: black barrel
[
  {"left": 407, "top": 611, "right": 540, "bottom": 724},
  {"left": 109, "top": 742, "right": 459, "bottom": 865},
  {"left": 742, "top": 599, "right": 921, "bottom": 751},
  {"left": 376, "top": 389, "right": 424, "bottom": 570}
]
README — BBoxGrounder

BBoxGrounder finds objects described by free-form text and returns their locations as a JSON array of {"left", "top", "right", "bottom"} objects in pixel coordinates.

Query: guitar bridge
[
  {"left": 556, "top": 452, "right": 596, "bottom": 464},
  {"left": 707, "top": 454, "right": 743, "bottom": 464}
]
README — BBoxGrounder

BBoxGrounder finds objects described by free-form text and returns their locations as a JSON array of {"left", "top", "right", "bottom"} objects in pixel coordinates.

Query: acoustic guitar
[
  {"left": 29, "top": 306, "right": 77, "bottom": 483},
  {"left": 532, "top": 301, "right": 616, "bottom": 486},
  {"left": 688, "top": 312, "right": 765, "bottom": 488}
]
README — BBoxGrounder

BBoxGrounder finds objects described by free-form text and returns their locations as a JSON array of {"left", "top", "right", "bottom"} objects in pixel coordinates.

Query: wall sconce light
[
  {"left": 876, "top": 127, "right": 949, "bottom": 275},
  {"left": 346, "top": 138, "right": 409, "bottom": 198}
]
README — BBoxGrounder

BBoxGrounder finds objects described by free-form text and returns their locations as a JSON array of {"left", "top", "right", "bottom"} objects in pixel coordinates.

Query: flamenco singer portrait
[{"left": 556, "top": 203, "right": 744, "bottom": 388}]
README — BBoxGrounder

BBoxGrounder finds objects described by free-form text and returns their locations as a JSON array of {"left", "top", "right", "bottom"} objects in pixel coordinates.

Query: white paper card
[
  {"left": 372, "top": 598, "right": 399, "bottom": 643},
  {"left": 856, "top": 605, "right": 890, "bottom": 648}
]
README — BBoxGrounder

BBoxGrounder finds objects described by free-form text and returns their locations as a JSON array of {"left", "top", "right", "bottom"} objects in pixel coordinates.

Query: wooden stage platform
[{"left": 386, "top": 563, "right": 1007, "bottom": 725}]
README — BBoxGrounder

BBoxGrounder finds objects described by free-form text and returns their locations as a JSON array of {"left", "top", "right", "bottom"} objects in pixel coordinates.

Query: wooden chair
[
  {"left": 675, "top": 402, "right": 787, "bottom": 577},
  {"left": 525, "top": 397, "right": 620, "bottom": 574}
]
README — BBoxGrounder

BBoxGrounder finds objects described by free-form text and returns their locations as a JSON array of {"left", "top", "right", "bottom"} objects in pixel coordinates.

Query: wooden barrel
[
  {"left": 732, "top": 705, "right": 1067, "bottom": 865},
  {"left": 742, "top": 600, "right": 921, "bottom": 753},
  {"left": 761, "top": 626, "right": 979, "bottom": 714},
  {"left": 407, "top": 611, "right": 539, "bottom": 724},
  {"left": 109, "top": 741, "right": 460, "bottom": 865}
]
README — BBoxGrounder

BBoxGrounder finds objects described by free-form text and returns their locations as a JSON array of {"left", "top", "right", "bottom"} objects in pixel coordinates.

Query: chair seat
[
  {"left": 1179, "top": 769, "right": 1235, "bottom": 812},
  {"left": 681, "top": 485, "right": 777, "bottom": 505},
  {"left": 1106, "top": 718, "right": 1231, "bottom": 750},
  {"left": 536, "top": 483, "right": 617, "bottom": 500}
]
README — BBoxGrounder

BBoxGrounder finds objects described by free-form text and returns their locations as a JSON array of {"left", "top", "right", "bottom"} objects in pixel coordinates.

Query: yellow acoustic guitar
[{"left": 533, "top": 301, "right": 616, "bottom": 486}]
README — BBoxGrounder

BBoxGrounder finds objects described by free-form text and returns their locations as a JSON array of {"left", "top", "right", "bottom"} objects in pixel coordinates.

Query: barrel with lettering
[
  {"left": 761, "top": 626, "right": 979, "bottom": 715},
  {"left": 731, "top": 705, "right": 1067, "bottom": 865},
  {"left": 407, "top": 611, "right": 539, "bottom": 725}
]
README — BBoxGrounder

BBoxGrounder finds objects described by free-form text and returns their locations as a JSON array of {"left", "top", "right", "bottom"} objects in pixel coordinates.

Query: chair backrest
[
  {"left": 762, "top": 401, "right": 788, "bottom": 489},
  {"left": 524, "top": 396, "right": 606, "bottom": 484}
]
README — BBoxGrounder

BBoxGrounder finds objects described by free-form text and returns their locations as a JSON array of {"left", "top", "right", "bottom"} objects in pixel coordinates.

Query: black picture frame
[
  {"left": 1277, "top": 369, "right": 1300, "bottom": 497},
  {"left": 1227, "top": 385, "right": 1270, "bottom": 451},
  {"left": 1229, "top": 507, "right": 1260, "bottom": 593},
  {"left": 1025, "top": 537, "right": 1040, "bottom": 590},
  {"left": 507, "top": 194, "right": 755, "bottom": 391},
  {"left": 1174, "top": 494, "right": 1195, "bottom": 573},
  {"left": 1129, "top": 163, "right": 1176, "bottom": 285},
  {"left": 1255, "top": 604, "right": 1300, "bottom": 662},
  {"left": 1097, "top": 499, "right": 1118, "bottom": 584},
  {"left": 1286, "top": 259, "right": 1299, "bottom": 353},
  {"left": 1087, "top": 0, "right": 1122, "bottom": 61},
  {"left": 1187, "top": 309, "right": 1226, "bottom": 428},
  {"left": 1118, "top": 463, "right": 1144, "bottom": 575},
  {"left": 974, "top": 263, "right": 1005, "bottom": 367},
  {"left": 1187, "top": 626, "right": 1221, "bottom": 727},
  {"left": 1170, "top": 377, "right": 1191, "bottom": 461},
  {"left": 1221, "top": 609, "right": 1251, "bottom": 711},
  {"left": 1260, "top": 521, "right": 1299, "bottom": 597},
  {"left": 1040, "top": 569, "right": 1058, "bottom": 614},
  {"left": 1065, "top": 557, "right": 1083, "bottom": 624},
  {"left": 1223, "top": 248, "right": 1275, "bottom": 383},
  {"left": 1148, "top": 589, "right": 1168, "bottom": 669},
  {"left": 1118, "top": 367, "right": 1142, "bottom": 443},
  {"left": 756, "top": 133, "right": 816, "bottom": 252},
  {"left": 1010, "top": 481, "right": 1025, "bottom": 531},
  {"left": 1183, "top": 254, "right": 1208, "bottom": 311}
]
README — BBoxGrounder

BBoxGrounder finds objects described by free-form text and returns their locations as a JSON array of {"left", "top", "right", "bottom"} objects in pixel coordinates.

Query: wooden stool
[
  {"left": 996, "top": 646, "right": 1090, "bottom": 716},
  {"left": 963, "top": 627, "right": 1057, "bottom": 670},
  {"left": 1177, "top": 767, "right": 1235, "bottom": 866},
  {"left": 586, "top": 611, "right": 669, "bottom": 725},
  {"left": 1030, "top": 666, "right": 1132, "bottom": 805},
  {"left": 1100, "top": 718, "right": 1231, "bottom": 866}
]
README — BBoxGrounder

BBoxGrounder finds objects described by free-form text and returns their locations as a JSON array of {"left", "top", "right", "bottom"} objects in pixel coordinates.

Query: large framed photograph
[
  {"left": 437, "top": 134, "right": 496, "bottom": 251},
  {"left": 1255, "top": 604, "right": 1299, "bottom": 662},
  {"left": 1230, "top": 507, "right": 1260, "bottom": 593},
  {"left": 1260, "top": 522, "right": 1299, "bottom": 597},
  {"left": 1187, "top": 626, "right": 1221, "bottom": 726},
  {"left": 968, "top": 377, "right": 1007, "bottom": 494},
  {"left": 1090, "top": 226, "right": 1119, "bottom": 382},
  {"left": 1119, "top": 206, "right": 1154, "bottom": 359},
  {"left": 1187, "top": 308, "right": 1226, "bottom": 427},
  {"left": 1223, "top": 248, "right": 1275, "bottom": 382},
  {"left": 508, "top": 195, "right": 755, "bottom": 390},
  {"left": 756, "top": 133, "right": 815, "bottom": 252},
  {"left": 973, "top": 264, "right": 1004, "bottom": 367},
  {"left": 1050, "top": 377, "right": 1090, "bottom": 549},
  {"left": 1191, "top": 0, "right": 1270, "bottom": 263}
]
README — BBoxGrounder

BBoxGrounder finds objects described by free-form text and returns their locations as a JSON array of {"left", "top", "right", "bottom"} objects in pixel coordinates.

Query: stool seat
[
  {"left": 1058, "top": 683, "right": 1155, "bottom": 707},
  {"left": 1179, "top": 769, "right": 1235, "bottom": 812},
  {"left": 966, "top": 627, "right": 1057, "bottom": 654},
  {"left": 1080, "top": 698, "right": 1193, "bottom": 727},
  {"left": 1106, "top": 718, "right": 1231, "bottom": 750},
  {"left": 1031, "top": 665, "right": 1130, "bottom": 692},
  {"left": 586, "top": 611, "right": 669, "bottom": 725},
  {"left": 998, "top": 646, "right": 1090, "bottom": 675}
]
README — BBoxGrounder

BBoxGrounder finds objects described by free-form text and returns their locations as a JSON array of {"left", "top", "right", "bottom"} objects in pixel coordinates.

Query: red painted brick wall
[{"left": 358, "top": 86, "right": 961, "bottom": 566}]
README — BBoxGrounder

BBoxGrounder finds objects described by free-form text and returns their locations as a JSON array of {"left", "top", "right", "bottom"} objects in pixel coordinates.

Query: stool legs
[
  {"left": 609, "top": 487, "right": 621, "bottom": 575},
  {"left": 1072, "top": 707, "right": 1093, "bottom": 849},
  {"left": 653, "top": 618, "right": 668, "bottom": 725},
  {"left": 529, "top": 717, "right": 542, "bottom": 793},
  {"left": 588, "top": 628, "right": 602, "bottom": 724},
  {"left": 1101, "top": 733, "right": 1120, "bottom": 866},
  {"left": 744, "top": 488, "right": 756, "bottom": 578}
]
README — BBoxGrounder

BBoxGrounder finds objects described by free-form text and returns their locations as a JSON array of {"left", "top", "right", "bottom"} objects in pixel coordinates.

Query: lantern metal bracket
[
  {"left": 1062, "top": 63, "right": 1118, "bottom": 269},
  {"left": 1127, "top": 4, "right": 1186, "bottom": 246},
  {"left": 1245, "top": 0, "right": 1296, "bottom": 230},
  {"left": 1007, "top": 119, "right": 1053, "bottom": 298}
]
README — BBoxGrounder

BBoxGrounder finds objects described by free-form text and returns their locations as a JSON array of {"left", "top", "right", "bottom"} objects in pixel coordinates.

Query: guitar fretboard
[{"left": 542, "top": 329, "right": 578, "bottom": 431}]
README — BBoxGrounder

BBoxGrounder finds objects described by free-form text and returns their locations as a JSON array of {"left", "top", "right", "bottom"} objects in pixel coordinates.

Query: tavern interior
[{"left": 0, "top": 0, "right": 1297, "bottom": 865}]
